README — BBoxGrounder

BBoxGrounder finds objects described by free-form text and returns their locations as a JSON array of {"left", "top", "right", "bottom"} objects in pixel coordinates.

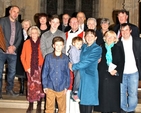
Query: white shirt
[{"left": 121, "top": 35, "right": 138, "bottom": 74}]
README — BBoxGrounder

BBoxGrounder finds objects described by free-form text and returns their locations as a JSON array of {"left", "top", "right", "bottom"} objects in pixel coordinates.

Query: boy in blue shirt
[{"left": 42, "top": 36, "right": 70, "bottom": 113}]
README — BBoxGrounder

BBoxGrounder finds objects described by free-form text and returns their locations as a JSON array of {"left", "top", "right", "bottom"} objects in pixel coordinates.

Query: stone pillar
[
  {"left": 76, "top": 0, "right": 81, "bottom": 12},
  {"left": 57, "top": 0, "right": 64, "bottom": 15}
]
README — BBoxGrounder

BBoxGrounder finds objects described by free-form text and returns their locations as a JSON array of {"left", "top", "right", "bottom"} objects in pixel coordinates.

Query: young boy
[
  {"left": 68, "top": 36, "right": 83, "bottom": 102},
  {"left": 42, "top": 36, "right": 70, "bottom": 113}
]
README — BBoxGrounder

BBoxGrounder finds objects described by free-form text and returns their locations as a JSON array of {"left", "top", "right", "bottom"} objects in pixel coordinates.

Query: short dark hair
[
  {"left": 118, "top": 9, "right": 128, "bottom": 15},
  {"left": 120, "top": 23, "right": 131, "bottom": 30},
  {"left": 49, "top": 14, "right": 60, "bottom": 22},
  {"left": 52, "top": 36, "right": 64, "bottom": 45},
  {"left": 10, "top": 5, "right": 20, "bottom": 10},
  {"left": 72, "top": 36, "right": 83, "bottom": 44},
  {"left": 38, "top": 13, "right": 48, "bottom": 19},
  {"left": 85, "top": 29, "right": 97, "bottom": 37}
]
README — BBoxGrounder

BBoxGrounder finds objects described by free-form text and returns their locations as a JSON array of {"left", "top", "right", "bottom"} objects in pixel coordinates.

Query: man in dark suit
[
  {"left": 0, "top": 5, "right": 22, "bottom": 98},
  {"left": 58, "top": 13, "right": 71, "bottom": 32},
  {"left": 76, "top": 12, "right": 88, "bottom": 31},
  {"left": 113, "top": 9, "right": 139, "bottom": 38},
  {"left": 117, "top": 23, "right": 141, "bottom": 113}
]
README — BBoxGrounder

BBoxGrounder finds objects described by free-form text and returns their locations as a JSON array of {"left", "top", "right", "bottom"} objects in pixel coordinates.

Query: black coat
[
  {"left": 94, "top": 44, "right": 124, "bottom": 112},
  {"left": 113, "top": 23, "right": 140, "bottom": 38}
]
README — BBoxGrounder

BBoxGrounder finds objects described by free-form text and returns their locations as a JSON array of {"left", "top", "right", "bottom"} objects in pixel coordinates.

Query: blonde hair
[
  {"left": 103, "top": 30, "right": 118, "bottom": 43},
  {"left": 21, "top": 19, "right": 32, "bottom": 28},
  {"left": 28, "top": 26, "right": 41, "bottom": 37}
]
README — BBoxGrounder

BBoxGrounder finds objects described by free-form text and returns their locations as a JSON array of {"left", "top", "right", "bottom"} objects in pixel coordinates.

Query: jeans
[
  {"left": 120, "top": 71, "right": 139, "bottom": 112},
  {"left": 73, "top": 70, "right": 80, "bottom": 93},
  {"left": 0, "top": 52, "right": 17, "bottom": 91}
]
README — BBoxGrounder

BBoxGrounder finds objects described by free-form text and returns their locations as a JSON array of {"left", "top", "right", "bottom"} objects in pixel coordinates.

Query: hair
[
  {"left": 100, "top": 18, "right": 110, "bottom": 25},
  {"left": 49, "top": 14, "right": 60, "bottom": 22},
  {"left": 28, "top": 26, "right": 41, "bottom": 37},
  {"left": 103, "top": 30, "right": 118, "bottom": 43},
  {"left": 77, "top": 12, "right": 86, "bottom": 18},
  {"left": 87, "top": 18, "right": 97, "bottom": 26},
  {"left": 21, "top": 19, "right": 32, "bottom": 28},
  {"left": 52, "top": 36, "right": 64, "bottom": 45},
  {"left": 72, "top": 36, "right": 83, "bottom": 44},
  {"left": 38, "top": 13, "right": 48, "bottom": 19},
  {"left": 85, "top": 29, "right": 97, "bottom": 37},
  {"left": 120, "top": 23, "right": 131, "bottom": 30},
  {"left": 10, "top": 5, "right": 20, "bottom": 10},
  {"left": 118, "top": 9, "right": 128, "bottom": 15}
]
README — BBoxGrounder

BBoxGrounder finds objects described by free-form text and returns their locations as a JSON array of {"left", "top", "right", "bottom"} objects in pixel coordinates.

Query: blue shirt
[{"left": 42, "top": 52, "right": 70, "bottom": 92}]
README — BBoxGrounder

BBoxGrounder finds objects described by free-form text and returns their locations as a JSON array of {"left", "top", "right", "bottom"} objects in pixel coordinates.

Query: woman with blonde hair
[
  {"left": 21, "top": 26, "right": 44, "bottom": 113},
  {"left": 94, "top": 30, "right": 124, "bottom": 113}
]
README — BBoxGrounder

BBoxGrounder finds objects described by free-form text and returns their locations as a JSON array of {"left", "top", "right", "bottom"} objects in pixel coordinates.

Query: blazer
[
  {"left": 0, "top": 17, "right": 22, "bottom": 53},
  {"left": 113, "top": 23, "right": 140, "bottom": 38},
  {"left": 117, "top": 37, "right": 141, "bottom": 80}
]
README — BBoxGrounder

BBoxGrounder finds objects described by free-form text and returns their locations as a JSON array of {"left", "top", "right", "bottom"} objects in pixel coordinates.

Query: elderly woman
[
  {"left": 94, "top": 30, "right": 124, "bottom": 113},
  {"left": 100, "top": 18, "right": 110, "bottom": 35},
  {"left": 21, "top": 26, "right": 45, "bottom": 113},
  {"left": 16, "top": 19, "right": 32, "bottom": 95},
  {"left": 87, "top": 18, "right": 104, "bottom": 46},
  {"left": 70, "top": 29, "right": 102, "bottom": 113}
]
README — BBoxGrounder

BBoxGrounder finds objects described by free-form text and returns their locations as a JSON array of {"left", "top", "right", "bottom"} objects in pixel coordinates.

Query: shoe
[
  {"left": 72, "top": 94, "right": 80, "bottom": 102},
  {"left": 6, "top": 90, "right": 19, "bottom": 97},
  {"left": 121, "top": 109, "right": 127, "bottom": 113}
]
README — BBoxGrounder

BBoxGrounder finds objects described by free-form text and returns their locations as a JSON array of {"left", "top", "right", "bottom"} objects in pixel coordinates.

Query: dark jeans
[
  {"left": 73, "top": 70, "right": 80, "bottom": 93},
  {"left": 0, "top": 52, "right": 17, "bottom": 91}
]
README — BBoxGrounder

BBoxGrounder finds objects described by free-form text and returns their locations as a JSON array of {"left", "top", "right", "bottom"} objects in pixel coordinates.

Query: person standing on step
[
  {"left": 0, "top": 5, "right": 22, "bottom": 99},
  {"left": 21, "top": 26, "right": 45, "bottom": 113}
]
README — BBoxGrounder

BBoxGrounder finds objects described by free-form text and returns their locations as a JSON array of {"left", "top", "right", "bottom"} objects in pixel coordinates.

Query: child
[
  {"left": 42, "top": 36, "right": 70, "bottom": 113},
  {"left": 68, "top": 36, "right": 83, "bottom": 102}
]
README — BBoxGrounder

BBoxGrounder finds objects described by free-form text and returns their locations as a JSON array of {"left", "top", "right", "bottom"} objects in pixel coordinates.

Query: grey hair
[
  {"left": 87, "top": 18, "right": 97, "bottom": 26},
  {"left": 100, "top": 18, "right": 110, "bottom": 25},
  {"left": 28, "top": 26, "right": 41, "bottom": 37}
]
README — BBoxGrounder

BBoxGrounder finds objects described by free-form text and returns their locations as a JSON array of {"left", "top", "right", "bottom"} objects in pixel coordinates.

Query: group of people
[{"left": 0, "top": 5, "right": 141, "bottom": 113}]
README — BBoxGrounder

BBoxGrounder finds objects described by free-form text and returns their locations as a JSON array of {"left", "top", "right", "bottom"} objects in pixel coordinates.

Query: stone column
[
  {"left": 57, "top": 0, "right": 64, "bottom": 15},
  {"left": 76, "top": 0, "right": 81, "bottom": 12}
]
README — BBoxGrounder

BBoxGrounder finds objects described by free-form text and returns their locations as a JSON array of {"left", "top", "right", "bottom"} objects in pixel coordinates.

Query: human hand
[
  {"left": 7, "top": 45, "right": 16, "bottom": 54},
  {"left": 110, "top": 70, "right": 117, "bottom": 76},
  {"left": 43, "top": 88, "right": 48, "bottom": 94},
  {"left": 27, "top": 68, "right": 30, "bottom": 74}
]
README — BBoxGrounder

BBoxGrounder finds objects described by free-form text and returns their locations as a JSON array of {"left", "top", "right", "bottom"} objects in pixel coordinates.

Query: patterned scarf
[
  {"left": 30, "top": 37, "right": 40, "bottom": 76},
  {"left": 105, "top": 43, "right": 114, "bottom": 66}
]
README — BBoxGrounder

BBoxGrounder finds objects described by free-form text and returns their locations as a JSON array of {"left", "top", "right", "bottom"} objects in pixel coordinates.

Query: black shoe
[
  {"left": 0, "top": 95, "right": 2, "bottom": 99},
  {"left": 121, "top": 109, "right": 127, "bottom": 113},
  {"left": 6, "top": 90, "right": 19, "bottom": 97},
  {"left": 128, "top": 111, "right": 135, "bottom": 113}
]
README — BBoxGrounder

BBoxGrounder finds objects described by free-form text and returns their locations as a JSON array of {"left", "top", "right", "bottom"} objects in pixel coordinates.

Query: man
[
  {"left": 0, "top": 5, "right": 22, "bottom": 98},
  {"left": 40, "top": 14, "right": 66, "bottom": 58},
  {"left": 66, "top": 17, "right": 84, "bottom": 113},
  {"left": 76, "top": 12, "right": 87, "bottom": 31},
  {"left": 117, "top": 23, "right": 141, "bottom": 113},
  {"left": 58, "top": 13, "right": 71, "bottom": 32},
  {"left": 113, "top": 9, "right": 139, "bottom": 38}
]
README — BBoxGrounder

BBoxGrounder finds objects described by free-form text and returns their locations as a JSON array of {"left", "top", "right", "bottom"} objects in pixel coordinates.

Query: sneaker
[{"left": 72, "top": 94, "right": 80, "bottom": 102}]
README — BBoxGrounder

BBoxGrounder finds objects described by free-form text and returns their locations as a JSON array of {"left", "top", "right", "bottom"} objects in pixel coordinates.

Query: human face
[
  {"left": 73, "top": 40, "right": 83, "bottom": 50},
  {"left": 101, "top": 22, "right": 109, "bottom": 31},
  {"left": 85, "top": 32, "right": 97, "bottom": 46},
  {"left": 9, "top": 7, "right": 19, "bottom": 22},
  {"left": 105, "top": 34, "right": 116, "bottom": 45},
  {"left": 49, "top": 18, "right": 60, "bottom": 30},
  {"left": 77, "top": 12, "right": 86, "bottom": 25},
  {"left": 69, "top": 18, "right": 79, "bottom": 31},
  {"left": 22, "top": 21, "right": 30, "bottom": 31},
  {"left": 118, "top": 13, "right": 128, "bottom": 24},
  {"left": 30, "top": 29, "right": 39, "bottom": 41},
  {"left": 39, "top": 16, "right": 47, "bottom": 25},
  {"left": 53, "top": 41, "right": 64, "bottom": 53},
  {"left": 87, "top": 20, "right": 96, "bottom": 29},
  {"left": 62, "top": 14, "right": 70, "bottom": 26},
  {"left": 121, "top": 25, "right": 132, "bottom": 40}
]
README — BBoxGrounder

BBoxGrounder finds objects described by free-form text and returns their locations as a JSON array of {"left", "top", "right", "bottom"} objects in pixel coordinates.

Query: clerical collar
[{"left": 70, "top": 29, "right": 79, "bottom": 33}]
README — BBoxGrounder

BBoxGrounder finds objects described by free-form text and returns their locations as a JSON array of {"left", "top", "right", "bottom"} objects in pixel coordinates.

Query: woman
[
  {"left": 21, "top": 26, "right": 45, "bottom": 113},
  {"left": 16, "top": 19, "right": 32, "bottom": 94},
  {"left": 69, "top": 29, "right": 102, "bottom": 113},
  {"left": 37, "top": 13, "right": 49, "bottom": 35},
  {"left": 100, "top": 18, "right": 110, "bottom": 35},
  {"left": 94, "top": 30, "right": 124, "bottom": 113}
]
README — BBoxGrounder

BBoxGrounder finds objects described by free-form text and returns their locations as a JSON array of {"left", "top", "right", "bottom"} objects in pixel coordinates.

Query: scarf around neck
[
  {"left": 30, "top": 37, "right": 40, "bottom": 76},
  {"left": 105, "top": 43, "right": 114, "bottom": 66}
]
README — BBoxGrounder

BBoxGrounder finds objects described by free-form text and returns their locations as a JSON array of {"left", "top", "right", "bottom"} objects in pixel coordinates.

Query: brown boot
[
  {"left": 36, "top": 100, "right": 42, "bottom": 113},
  {"left": 26, "top": 102, "right": 33, "bottom": 113}
]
